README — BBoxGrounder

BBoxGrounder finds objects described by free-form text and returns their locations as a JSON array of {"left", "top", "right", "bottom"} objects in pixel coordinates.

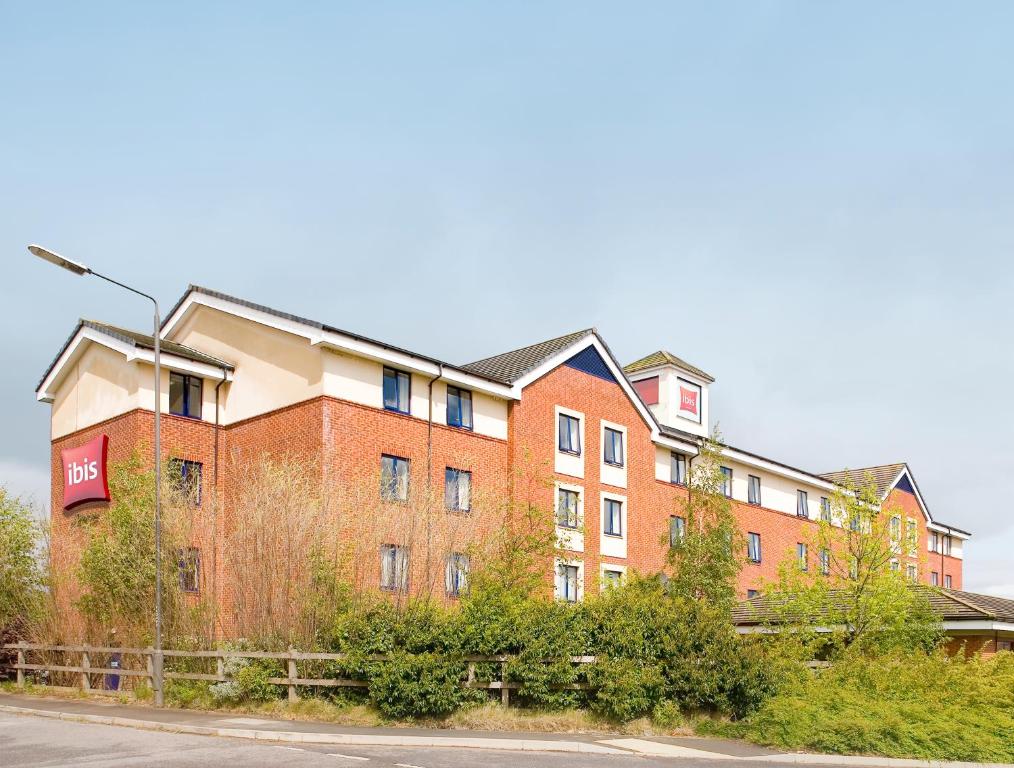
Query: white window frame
[{"left": 554, "top": 406, "right": 585, "bottom": 479}]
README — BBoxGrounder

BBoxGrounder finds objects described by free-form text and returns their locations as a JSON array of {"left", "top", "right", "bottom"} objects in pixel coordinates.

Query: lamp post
[{"left": 28, "top": 244, "right": 165, "bottom": 707}]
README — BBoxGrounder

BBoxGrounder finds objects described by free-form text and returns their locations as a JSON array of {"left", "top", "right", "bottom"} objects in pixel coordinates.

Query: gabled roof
[
  {"left": 732, "top": 587, "right": 1014, "bottom": 627},
  {"left": 819, "top": 463, "right": 907, "bottom": 498},
  {"left": 37, "top": 319, "right": 234, "bottom": 395},
  {"left": 623, "top": 350, "right": 714, "bottom": 383},
  {"left": 460, "top": 329, "right": 596, "bottom": 384},
  {"left": 162, "top": 285, "right": 515, "bottom": 390}
]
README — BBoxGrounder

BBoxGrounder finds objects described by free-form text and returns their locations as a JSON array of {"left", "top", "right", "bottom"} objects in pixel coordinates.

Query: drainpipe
[
  {"left": 212, "top": 369, "right": 228, "bottom": 638},
  {"left": 426, "top": 364, "right": 444, "bottom": 596}
]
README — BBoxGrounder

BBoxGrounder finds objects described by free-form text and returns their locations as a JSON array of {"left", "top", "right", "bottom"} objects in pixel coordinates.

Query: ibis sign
[{"left": 61, "top": 434, "right": 110, "bottom": 510}]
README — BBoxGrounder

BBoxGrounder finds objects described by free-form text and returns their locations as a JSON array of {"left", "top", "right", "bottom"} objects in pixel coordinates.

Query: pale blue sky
[{"left": 1, "top": 2, "right": 1011, "bottom": 594}]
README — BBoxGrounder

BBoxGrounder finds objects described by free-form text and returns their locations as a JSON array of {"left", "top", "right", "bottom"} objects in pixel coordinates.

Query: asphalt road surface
[{"left": 0, "top": 711, "right": 764, "bottom": 768}]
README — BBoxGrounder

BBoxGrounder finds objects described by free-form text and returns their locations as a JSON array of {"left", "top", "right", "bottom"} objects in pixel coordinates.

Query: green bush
[
  {"left": 368, "top": 652, "right": 473, "bottom": 719},
  {"left": 235, "top": 660, "right": 280, "bottom": 702},
  {"left": 587, "top": 657, "right": 663, "bottom": 722},
  {"left": 709, "top": 651, "right": 1014, "bottom": 762}
]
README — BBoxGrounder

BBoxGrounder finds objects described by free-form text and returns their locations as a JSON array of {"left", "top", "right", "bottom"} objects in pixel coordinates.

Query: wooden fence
[{"left": 2, "top": 643, "right": 596, "bottom": 705}]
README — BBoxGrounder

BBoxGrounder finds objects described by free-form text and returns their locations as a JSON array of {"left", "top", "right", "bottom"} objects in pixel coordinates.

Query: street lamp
[{"left": 28, "top": 244, "right": 165, "bottom": 707}]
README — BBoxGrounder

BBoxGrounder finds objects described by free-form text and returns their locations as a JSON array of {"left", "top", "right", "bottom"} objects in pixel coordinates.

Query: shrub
[
  {"left": 368, "top": 652, "right": 472, "bottom": 719},
  {"left": 587, "top": 657, "right": 663, "bottom": 722},
  {"left": 651, "top": 699, "right": 684, "bottom": 730},
  {"left": 713, "top": 651, "right": 1014, "bottom": 762}
]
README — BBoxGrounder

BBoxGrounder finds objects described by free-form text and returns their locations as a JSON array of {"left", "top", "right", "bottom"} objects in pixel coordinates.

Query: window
[
  {"left": 931, "top": 571, "right": 939, "bottom": 586},
  {"left": 558, "top": 563, "right": 579, "bottom": 602},
  {"left": 906, "top": 564, "right": 918, "bottom": 582},
  {"left": 670, "top": 452, "right": 687, "bottom": 485},
  {"left": 998, "top": 640, "right": 1013, "bottom": 653},
  {"left": 444, "top": 468, "right": 471, "bottom": 512},
  {"left": 382, "top": 367, "right": 410, "bottom": 414},
  {"left": 603, "top": 427, "right": 624, "bottom": 466},
  {"left": 945, "top": 575, "right": 952, "bottom": 589},
  {"left": 380, "top": 455, "right": 410, "bottom": 501},
  {"left": 849, "top": 557, "right": 859, "bottom": 580},
  {"left": 557, "top": 488, "right": 579, "bottom": 529},
  {"left": 906, "top": 519, "right": 918, "bottom": 556},
  {"left": 943, "top": 536, "right": 953, "bottom": 556},
  {"left": 169, "top": 372, "right": 202, "bottom": 419},
  {"left": 890, "top": 515, "right": 902, "bottom": 546},
  {"left": 603, "top": 498, "right": 622, "bottom": 537},
  {"left": 445, "top": 553, "right": 469, "bottom": 597},
  {"left": 177, "top": 547, "right": 199, "bottom": 593},
  {"left": 748, "top": 475, "right": 761, "bottom": 506},
  {"left": 169, "top": 459, "right": 202, "bottom": 506},
  {"left": 820, "top": 497, "right": 831, "bottom": 522},
  {"left": 380, "top": 544, "right": 409, "bottom": 591},
  {"left": 747, "top": 532, "right": 762, "bottom": 563},
  {"left": 796, "top": 490, "right": 808, "bottom": 518},
  {"left": 558, "top": 413, "right": 581, "bottom": 455},
  {"left": 446, "top": 386, "right": 472, "bottom": 430},
  {"left": 720, "top": 466, "right": 732, "bottom": 498},
  {"left": 797, "top": 542, "right": 808, "bottom": 571},
  {"left": 929, "top": 532, "right": 940, "bottom": 553},
  {"left": 819, "top": 548, "right": 831, "bottom": 576},
  {"left": 669, "top": 515, "right": 686, "bottom": 546},
  {"left": 849, "top": 514, "right": 861, "bottom": 533},
  {"left": 890, "top": 559, "right": 900, "bottom": 573},
  {"left": 747, "top": 589, "right": 759, "bottom": 599},
  {"left": 602, "top": 569, "right": 623, "bottom": 590}
]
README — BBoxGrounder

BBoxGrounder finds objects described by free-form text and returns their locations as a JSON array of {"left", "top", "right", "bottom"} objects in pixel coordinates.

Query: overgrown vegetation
[{"left": 4, "top": 451, "right": 1009, "bottom": 761}]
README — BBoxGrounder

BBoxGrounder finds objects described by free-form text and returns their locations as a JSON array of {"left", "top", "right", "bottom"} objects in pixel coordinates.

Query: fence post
[
  {"left": 145, "top": 649, "right": 155, "bottom": 693},
  {"left": 16, "top": 642, "right": 26, "bottom": 688},
  {"left": 500, "top": 659, "right": 509, "bottom": 707},
  {"left": 466, "top": 662, "right": 475, "bottom": 686},
  {"left": 287, "top": 648, "right": 298, "bottom": 703},
  {"left": 216, "top": 654, "right": 225, "bottom": 681},
  {"left": 81, "top": 650, "right": 91, "bottom": 692}
]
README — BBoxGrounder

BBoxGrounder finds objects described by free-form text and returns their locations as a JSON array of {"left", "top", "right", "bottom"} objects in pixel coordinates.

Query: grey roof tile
[
  {"left": 624, "top": 350, "right": 714, "bottom": 382},
  {"left": 460, "top": 329, "right": 596, "bottom": 384}
]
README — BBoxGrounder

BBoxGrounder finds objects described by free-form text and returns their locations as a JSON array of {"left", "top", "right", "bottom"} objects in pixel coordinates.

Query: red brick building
[{"left": 38, "top": 286, "right": 971, "bottom": 628}]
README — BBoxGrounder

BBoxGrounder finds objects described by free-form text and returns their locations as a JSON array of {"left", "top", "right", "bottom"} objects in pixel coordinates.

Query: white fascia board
[
  {"left": 720, "top": 446, "right": 839, "bottom": 493},
  {"left": 628, "top": 363, "right": 710, "bottom": 388},
  {"left": 36, "top": 326, "right": 137, "bottom": 402},
  {"left": 654, "top": 434, "right": 700, "bottom": 455},
  {"left": 164, "top": 291, "right": 514, "bottom": 400},
  {"left": 128, "top": 348, "right": 234, "bottom": 382},
  {"left": 510, "top": 335, "right": 683, "bottom": 449},
  {"left": 37, "top": 326, "right": 233, "bottom": 403},
  {"left": 943, "top": 620, "right": 1014, "bottom": 634},
  {"left": 316, "top": 332, "right": 515, "bottom": 399},
  {"left": 927, "top": 522, "right": 971, "bottom": 540}
]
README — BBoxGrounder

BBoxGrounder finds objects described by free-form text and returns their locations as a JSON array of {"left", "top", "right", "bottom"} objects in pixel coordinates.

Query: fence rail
[{"left": 2, "top": 643, "right": 596, "bottom": 705}]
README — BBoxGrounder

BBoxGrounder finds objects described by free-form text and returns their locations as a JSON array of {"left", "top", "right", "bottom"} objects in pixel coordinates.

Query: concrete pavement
[{"left": 1, "top": 692, "right": 1010, "bottom": 768}]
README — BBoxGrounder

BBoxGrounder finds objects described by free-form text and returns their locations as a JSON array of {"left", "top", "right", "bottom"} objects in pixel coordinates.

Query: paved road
[{"left": 0, "top": 711, "right": 756, "bottom": 768}]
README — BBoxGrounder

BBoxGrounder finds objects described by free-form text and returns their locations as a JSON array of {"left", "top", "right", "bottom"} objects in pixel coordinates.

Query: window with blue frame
[
  {"left": 748, "top": 475, "right": 761, "bottom": 505},
  {"left": 558, "top": 564, "right": 579, "bottom": 602},
  {"left": 670, "top": 452, "right": 687, "bottom": 485},
  {"left": 558, "top": 413, "right": 581, "bottom": 455},
  {"left": 169, "top": 372, "right": 203, "bottom": 419},
  {"left": 603, "top": 498, "right": 623, "bottom": 537},
  {"left": 380, "top": 455, "right": 410, "bottom": 501},
  {"left": 720, "top": 466, "right": 733, "bottom": 498},
  {"left": 669, "top": 515, "right": 686, "bottom": 546},
  {"left": 446, "top": 386, "right": 473, "bottom": 430},
  {"left": 169, "top": 459, "right": 202, "bottom": 506},
  {"left": 444, "top": 468, "right": 471, "bottom": 512},
  {"left": 177, "top": 547, "right": 200, "bottom": 593},
  {"left": 556, "top": 488, "right": 579, "bottom": 528},
  {"left": 445, "top": 552, "right": 469, "bottom": 597},
  {"left": 603, "top": 427, "right": 624, "bottom": 467},
  {"left": 383, "top": 367, "right": 410, "bottom": 414},
  {"left": 747, "top": 532, "right": 762, "bottom": 563}
]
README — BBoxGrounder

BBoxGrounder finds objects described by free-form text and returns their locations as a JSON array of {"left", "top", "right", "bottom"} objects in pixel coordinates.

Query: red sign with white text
[
  {"left": 61, "top": 435, "right": 110, "bottom": 510},
  {"left": 679, "top": 386, "right": 699, "bottom": 416}
]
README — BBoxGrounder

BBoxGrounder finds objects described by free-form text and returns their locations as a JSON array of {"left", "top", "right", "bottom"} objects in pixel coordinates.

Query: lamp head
[{"left": 28, "top": 244, "right": 91, "bottom": 276}]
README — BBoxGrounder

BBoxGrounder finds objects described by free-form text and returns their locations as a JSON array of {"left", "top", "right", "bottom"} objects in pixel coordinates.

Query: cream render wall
[
  {"left": 723, "top": 458, "right": 829, "bottom": 519},
  {"left": 51, "top": 343, "right": 141, "bottom": 439},
  {"left": 171, "top": 306, "right": 324, "bottom": 425}
]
